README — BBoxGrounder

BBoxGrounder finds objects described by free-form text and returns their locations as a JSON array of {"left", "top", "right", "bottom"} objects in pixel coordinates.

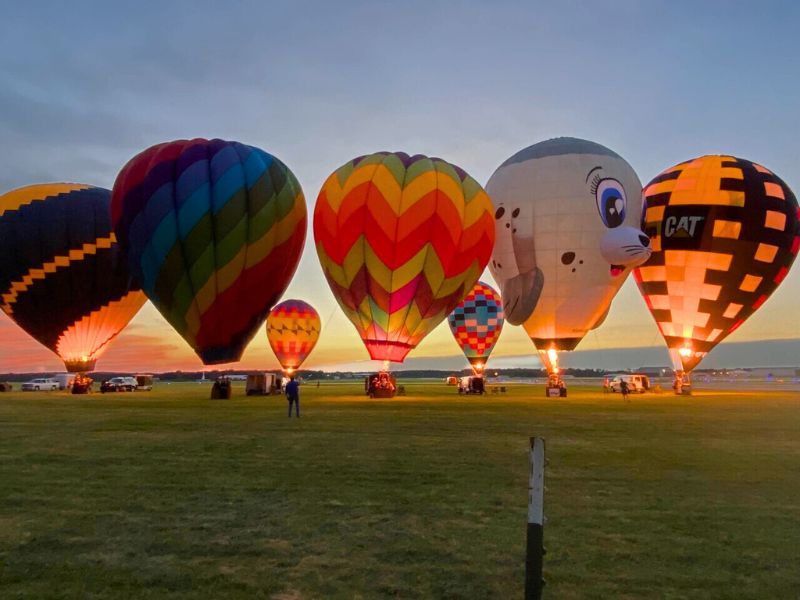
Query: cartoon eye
[
  {"left": 495, "top": 207, "right": 505, "bottom": 219},
  {"left": 595, "top": 178, "right": 626, "bottom": 228},
  {"left": 512, "top": 208, "right": 520, "bottom": 218}
]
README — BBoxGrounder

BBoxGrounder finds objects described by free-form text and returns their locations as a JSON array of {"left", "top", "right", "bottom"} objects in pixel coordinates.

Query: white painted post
[{"left": 526, "top": 437, "right": 545, "bottom": 599}]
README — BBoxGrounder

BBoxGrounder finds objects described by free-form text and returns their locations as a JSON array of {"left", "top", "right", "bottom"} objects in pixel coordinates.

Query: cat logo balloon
[{"left": 487, "top": 137, "right": 651, "bottom": 368}]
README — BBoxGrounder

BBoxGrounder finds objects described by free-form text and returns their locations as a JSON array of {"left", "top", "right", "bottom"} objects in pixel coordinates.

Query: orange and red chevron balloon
[
  {"left": 634, "top": 155, "right": 799, "bottom": 372},
  {"left": 314, "top": 152, "right": 495, "bottom": 362},
  {"left": 266, "top": 299, "right": 321, "bottom": 371}
]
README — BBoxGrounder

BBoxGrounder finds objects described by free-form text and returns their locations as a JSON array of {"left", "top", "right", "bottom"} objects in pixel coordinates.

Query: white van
[{"left": 609, "top": 374, "right": 650, "bottom": 393}]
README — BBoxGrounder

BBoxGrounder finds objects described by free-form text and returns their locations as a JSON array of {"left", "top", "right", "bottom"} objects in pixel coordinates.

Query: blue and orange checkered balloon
[{"left": 447, "top": 281, "right": 504, "bottom": 371}]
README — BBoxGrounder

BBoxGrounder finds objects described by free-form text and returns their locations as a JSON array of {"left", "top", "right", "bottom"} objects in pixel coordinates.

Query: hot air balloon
[
  {"left": 0, "top": 183, "right": 146, "bottom": 372},
  {"left": 111, "top": 139, "right": 307, "bottom": 365},
  {"left": 314, "top": 151, "right": 495, "bottom": 367},
  {"left": 634, "top": 155, "right": 799, "bottom": 389},
  {"left": 487, "top": 138, "right": 651, "bottom": 388},
  {"left": 266, "top": 299, "right": 321, "bottom": 373},
  {"left": 447, "top": 281, "right": 504, "bottom": 374}
]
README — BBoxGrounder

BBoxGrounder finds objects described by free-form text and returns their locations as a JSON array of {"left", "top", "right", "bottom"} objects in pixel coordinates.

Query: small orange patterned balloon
[{"left": 266, "top": 299, "right": 321, "bottom": 371}]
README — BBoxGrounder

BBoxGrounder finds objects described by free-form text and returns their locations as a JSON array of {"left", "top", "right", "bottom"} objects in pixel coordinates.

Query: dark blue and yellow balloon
[{"left": 0, "top": 183, "right": 146, "bottom": 372}]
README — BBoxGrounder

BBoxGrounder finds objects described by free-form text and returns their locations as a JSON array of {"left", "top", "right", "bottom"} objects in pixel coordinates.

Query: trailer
[
  {"left": 246, "top": 373, "right": 279, "bottom": 396},
  {"left": 135, "top": 374, "right": 154, "bottom": 391},
  {"left": 53, "top": 373, "right": 75, "bottom": 390}
]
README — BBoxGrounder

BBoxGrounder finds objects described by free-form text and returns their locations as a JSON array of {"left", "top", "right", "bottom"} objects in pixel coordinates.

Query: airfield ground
[{"left": 0, "top": 381, "right": 798, "bottom": 599}]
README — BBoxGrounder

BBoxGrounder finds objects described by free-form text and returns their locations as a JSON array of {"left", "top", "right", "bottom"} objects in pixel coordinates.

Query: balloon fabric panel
[
  {"left": 634, "top": 155, "right": 799, "bottom": 371},
  {"left": 314, "top": 152, "right": 495, "bottom": 362},
  {"left": 0, "top": 184, "right": 145, "bottom": 372},
  {"left": 447, "top": 281, "right": 504, "bottom": 367},
  {"left": 266, "top": 299, "right": 321, "bottom": 370},
  {"left": 112, "top": 139, "right": 306, "bottom": 365}
]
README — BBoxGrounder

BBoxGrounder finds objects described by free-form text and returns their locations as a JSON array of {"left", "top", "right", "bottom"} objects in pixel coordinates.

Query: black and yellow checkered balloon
[{"left": 634, "top": 156, "right": 799, "bottom": 372}]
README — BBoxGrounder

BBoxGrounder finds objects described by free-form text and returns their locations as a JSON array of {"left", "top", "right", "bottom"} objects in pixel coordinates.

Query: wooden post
[{"left": 525, "top": 437, "right": 545, "bottom": 600}]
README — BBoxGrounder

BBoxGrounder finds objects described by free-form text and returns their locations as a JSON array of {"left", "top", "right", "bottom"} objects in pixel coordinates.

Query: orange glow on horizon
[{"left": 1, "top": 273, "right": 799, "bottom": 374}]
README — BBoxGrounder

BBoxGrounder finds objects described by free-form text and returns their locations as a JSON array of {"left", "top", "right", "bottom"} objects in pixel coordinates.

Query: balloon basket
[
  {"left": 211, "top": 377, "right": 232, "bottom": 400},
  {"left": 672, "top": 372, "right": 692, "bottom": 395},
  {"left": 545, "top": 372, "right": 566, "bottom": 397},
  {"left": 71, "top": 373, "right": 93, "bottom": 394},
  {"left": 458, "top": 375, "right": 485, "bottom": 395},
  {"left": 366, "top": 371, "right": 397, "bottom": 398}
]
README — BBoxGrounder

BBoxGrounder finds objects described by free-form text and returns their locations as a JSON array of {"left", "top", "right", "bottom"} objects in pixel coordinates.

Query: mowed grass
[{"left": 0, "top": 381, "right": 798, "bottom": 599}]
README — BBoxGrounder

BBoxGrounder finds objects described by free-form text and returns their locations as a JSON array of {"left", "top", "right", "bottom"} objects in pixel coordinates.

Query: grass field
[{"left": 0, "top": 381, "right": 798, "bottom": 599}]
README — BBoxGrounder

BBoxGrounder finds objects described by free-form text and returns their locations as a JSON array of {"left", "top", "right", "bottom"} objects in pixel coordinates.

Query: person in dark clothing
[
  {"left": 285, "top": 376, "right": 300, "bottom": 417},
  {"left": 620, "top": 379, "right": 630, "bottom": 402}
]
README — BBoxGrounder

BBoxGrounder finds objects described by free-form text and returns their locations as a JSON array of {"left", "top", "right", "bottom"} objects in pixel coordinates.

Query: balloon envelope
[
  {"left": 488, "top": 138, "right": 651, "bottom": 362},
  {"left": 0, "top": 184, "right": 145, "bottom": 372},
  {"left": 266, "top": 299, "right": 321, "bottom": 371},
  {"left": 447, "top": 281, "right": 504, "bottom": 370},
  {"left": 634, "top": 155, "right": 799, "bottom": 372},
  {"left": 111, "top": 138, "right": 306, "bottom": 365},
  {"left": 314, "top": 151, "right": 495, "bottom": 362}
]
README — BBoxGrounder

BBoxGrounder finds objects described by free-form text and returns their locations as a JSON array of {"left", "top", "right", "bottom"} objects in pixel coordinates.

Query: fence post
[{"left": 525, "top": 437, "right": 545, "bottom": 600}]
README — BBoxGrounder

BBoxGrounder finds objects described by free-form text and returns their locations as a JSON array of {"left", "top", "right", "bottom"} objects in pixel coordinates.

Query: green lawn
[{"left": 0, "top": 382, "right": 798, "bottom": 599}]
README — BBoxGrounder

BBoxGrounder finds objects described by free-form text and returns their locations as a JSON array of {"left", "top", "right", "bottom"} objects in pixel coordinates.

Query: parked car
[
  {"left": 100, "top": 376, "right": 138, "bottom": 393},
  {"left": 21, "top": 378, "right": 59, "bottom": 391},
  {"left": 608, "top": 374, "right": 650, "bottom": 393}
]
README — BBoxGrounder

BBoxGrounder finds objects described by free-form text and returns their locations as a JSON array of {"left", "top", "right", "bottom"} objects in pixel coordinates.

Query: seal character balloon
[
  {"left": 634, "top": 155, "right": 799, "bottom": 375},
  {"left": 112, "top": 139, "right": 306, "bottom": 365},
  {"left": 314, "top": 151, "right": 495, "bottom": 363},
  {"left": 487, "top": 137, "right": 651, "bottom": 374},
  {"left": 0, "top": 183, "right": 146, "bottom": 372}
]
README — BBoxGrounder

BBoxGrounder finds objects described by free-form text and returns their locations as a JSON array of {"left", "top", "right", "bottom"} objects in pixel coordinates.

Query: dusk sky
[{"left": 1, "top": 1, "right": 798, "bottom": 373}]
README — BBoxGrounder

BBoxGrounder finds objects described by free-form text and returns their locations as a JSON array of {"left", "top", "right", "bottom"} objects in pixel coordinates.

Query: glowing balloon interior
[
  {"left": 111, "top": 139, "right": 307, "bottom": 365},
  {"left": 266, "top": 299, "right": 321, "bottom": 372},
  {"left": 487, "top": 137, "right": 651, "bottom": 372},
  {"left": 447, "top": 281, "right": 504, "bottom": 372},
  {"left": 0, "top": 184, "right": 146, "bottom": 372},
  {"left": 634, "top": 155, "right": 799, "bottom": 372},
  {"left": 314, "top": 151, "right": 495, "bottom": 362}
]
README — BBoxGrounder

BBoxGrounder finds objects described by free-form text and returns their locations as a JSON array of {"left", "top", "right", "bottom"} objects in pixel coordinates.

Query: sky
[{"left": 0, "top": 1, "right": 799, "bottom": 373}]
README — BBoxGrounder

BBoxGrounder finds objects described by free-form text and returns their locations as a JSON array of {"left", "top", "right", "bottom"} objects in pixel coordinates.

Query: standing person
[
  {"left": 285, "top": 376, "right": 300, "bottom": 418},
  {"left": 620, "top": 379, "right": 630, "bottom": 402}
]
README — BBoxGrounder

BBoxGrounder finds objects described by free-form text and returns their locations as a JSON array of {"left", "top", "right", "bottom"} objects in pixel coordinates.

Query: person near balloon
[
  {"left": 285, "top": 376, "right": 300, "bottom": 418},
  {"left": 620, "top": 379, "right": 630, "bottom": 402}
]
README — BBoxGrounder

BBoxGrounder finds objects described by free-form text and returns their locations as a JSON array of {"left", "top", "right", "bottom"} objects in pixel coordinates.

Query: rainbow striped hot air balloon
[
  {"left": 266, "top": 299, "right": 321, "bottom": 372},
  {"left": 314, "top": 152, "right": 495, "bottom": 363},
  {"left": 111, "top": 139, "right": 306, "bottom": 365},
  {"left": 0, "top": 183, "right": 146, "bottom": 372},
  {"left": 447, "top": 281, "right": 504, "bottom": 373}
]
